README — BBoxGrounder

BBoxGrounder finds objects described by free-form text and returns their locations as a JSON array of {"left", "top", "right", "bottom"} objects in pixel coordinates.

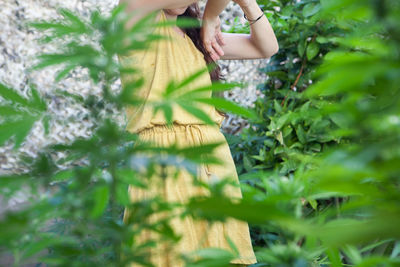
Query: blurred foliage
[
  {"left": 1, "top": 0, "right": 400, "bottom": 267},
  {"left": 226, "top": 0, "right": 343, "bottom": 176},
  {"left": 0, "top": 4, "right": 255, "bottom": 267},
  {"left": 0, "top": 83, "right": 48, "bottom": 150},
  {"left": 224, "top": 0, "right": 400, "bottom": 266}
]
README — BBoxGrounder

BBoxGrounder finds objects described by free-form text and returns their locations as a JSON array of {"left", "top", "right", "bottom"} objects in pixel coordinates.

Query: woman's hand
[{"left": 200, "top": 16, "right": 226, "bottom": 61}]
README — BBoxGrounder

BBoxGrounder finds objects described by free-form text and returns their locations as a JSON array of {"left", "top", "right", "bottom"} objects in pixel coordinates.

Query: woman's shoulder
[{"left": 118, "top": 10, "right": 166, "bottom": 62}]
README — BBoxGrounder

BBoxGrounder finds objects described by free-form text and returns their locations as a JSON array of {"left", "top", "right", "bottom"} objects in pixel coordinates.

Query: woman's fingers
[
  {"left": 204, "top": 38, "right": 221, "bottom": 60},
  {"left": 205, "top": 40, "right": 220, "bottom": 61},
  {"left": 205, "top": 39, "right": 223, "bottom": 61},
  {"left": 212, "top": 39, "right": 224, "bottom": 57},
  {"left": 216, "top": 30, "right": 226, "bottom": 46},
  {"left": 201, "top": 16, "right": 225, "bottom": 61}
]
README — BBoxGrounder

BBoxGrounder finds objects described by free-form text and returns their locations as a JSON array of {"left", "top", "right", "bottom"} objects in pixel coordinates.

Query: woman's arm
[
  {"left": 202, "top": 0, "right": 279, "bottom": 60},
  {"left": 119, "top": 0, "right": 198, "bottom": 13},
  {"left": 201, "top": 0, "right": 231, "bottom": 61},
  {"left": 119, "top": 0, "right": 198, "bottom": 28},
  {"left": 119, "top": 0, "right": 230, "bottom": 29}
]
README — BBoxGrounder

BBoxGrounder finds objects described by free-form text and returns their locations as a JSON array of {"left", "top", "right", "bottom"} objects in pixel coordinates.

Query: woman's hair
[{"left": 177, "top": 4, "right": 223, "bottom": 82}]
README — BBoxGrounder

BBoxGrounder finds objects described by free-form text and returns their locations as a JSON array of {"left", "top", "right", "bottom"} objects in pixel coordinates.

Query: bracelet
[{"left": 244, "top": 7, "right": 264, "bottom": 25}]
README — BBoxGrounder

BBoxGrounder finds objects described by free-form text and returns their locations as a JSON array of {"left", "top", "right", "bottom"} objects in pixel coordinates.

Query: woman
[{"left": 118, "top": 0, "right": 278, "bottom": 266}]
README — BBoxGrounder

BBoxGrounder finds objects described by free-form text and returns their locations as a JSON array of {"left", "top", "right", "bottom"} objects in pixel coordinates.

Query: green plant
[
  {"left": 0, "top": 5, "right": 256, "bottom": 267},
  {"left": 2, "top": 1, "right": 399, "bottom": 266},
  {"left": 224, "top": 0, "right": 400, "bottom": 266}
]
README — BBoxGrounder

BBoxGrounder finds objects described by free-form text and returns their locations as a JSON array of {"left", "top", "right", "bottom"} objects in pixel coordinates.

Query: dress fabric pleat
[{"left": 119, "top": 10, "right": 257, "bottom": 267}]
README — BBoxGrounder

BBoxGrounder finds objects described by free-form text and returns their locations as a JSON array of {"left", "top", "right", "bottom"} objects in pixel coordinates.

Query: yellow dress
[{"left": 118, "top": 10, "right": 257, "bottom": 267}]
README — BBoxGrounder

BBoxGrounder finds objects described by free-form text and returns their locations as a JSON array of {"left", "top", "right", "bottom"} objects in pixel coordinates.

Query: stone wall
[{"left": 0, "top": 0, "right": 269, "bottom": 174}]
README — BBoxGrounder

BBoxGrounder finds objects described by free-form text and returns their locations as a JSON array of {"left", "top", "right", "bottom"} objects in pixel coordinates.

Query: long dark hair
[{"left": 177, "top": 4, "right": 223, "bottom": 82}]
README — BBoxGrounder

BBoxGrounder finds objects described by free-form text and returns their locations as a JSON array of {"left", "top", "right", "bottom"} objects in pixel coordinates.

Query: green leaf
[
  {"left": 275, "top": 131, "right": 285, "bottom": 146},
  {"left": 0, "top": 115, "right": 38, "bottom": 149},
  {"left": 58, "top": 8, "right": 88, "bottom": 32},
  {"left": 296, "top": 125, "right": 307, "bottom": 144},
  {"left": 0, "top": 105, "right": 20, "bottom": 116},
  {"left": 185, "top": 247, "right": 235, "bottom": 264},
  {"left": 164, "top": 67, "right": 209, "bottom": 98},
  {"left": 302, "top": 3, "right": 321, "bottom": 18},
  {"left": 307, "top": 42, "right": 320, "bottom": 60},
  {"left": 390, "top": 241, "right": 400, "bottom": 258},
  {"left": 308, "top": 198, "right": 318, "bottom": 210},
  {"left": 224, "top": 233, "right": 240, "bottom": 258},
  {"left": 276, "top": 112, "right": 291, "bottom": 129},
  {"left": 110, "top": 2, "right": 126, "bottom": 20},
  {"left": 243, "top": 155, "right": 253, "bottom": 172},
  {"left": 194, "top": 97, "right": 258, "bottom": 120},
  {"left": 342, "top": 244, "right": 362, "bottom": 264},
  {"left": 0, "top": 83, "right": 29, "bottom": 106},
  {"left": 300, "top": 101, "right": 311, "bottom": 113},
  {"left": 28, "top": 22, "right": 78, "bottom": 38},
  {"left": 325, "top": 247, "right": 343, "bottom": 267},
  {"left": 22, "top": 234, "right": 63, "bottom": 259},
  {"left": 42, "top": 114, "right": 50, "bottom": 135},
  {"left": 309, "top": 143, "right": 321, "bottom": 152},
  {"left": 165, "top": 80, "right": 177, "bottom": 98},
  {"left": 162, "top": 104, "right": 174, "bottom": 125},
  {"left": 187, "top": 194, "right": 294, "bottom": 224},
  {"left": 116, "top": 168, "right": 147, "bottom": 188},
  {"left": 90, "top": 185, "right": 109, "bottom": 219},
  {"left": 30, "top": 54, "right": 71, "bottom": 71},
  {"left": 0, "top": 174, "right": 30, "bottom": 187},
  {"left": 116, "top": 183, "right": 130, "bottom": 205},
  {"left": 52, "top": 169, "right": 75, "bottom": 182},
  {"left": 28, "top": 85, "right": 47, "bottom": 110},
  {"left": 297, "top": 39, "right": 306, "bottom": 57},
  {"left": 273, "top": 99, "right": 283, "bottom": 113},
  {"left": 182, "top": 82, "right": 240, "bottom": 97},
  {"left": 316, "top": 36, "right": 331, "bottom": 44},
  {"left": 55, "top": 65, "right": 76, "bottom": 82},
  {"left": 178, "top": 102, "right": 215, "bottom": 125}
]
